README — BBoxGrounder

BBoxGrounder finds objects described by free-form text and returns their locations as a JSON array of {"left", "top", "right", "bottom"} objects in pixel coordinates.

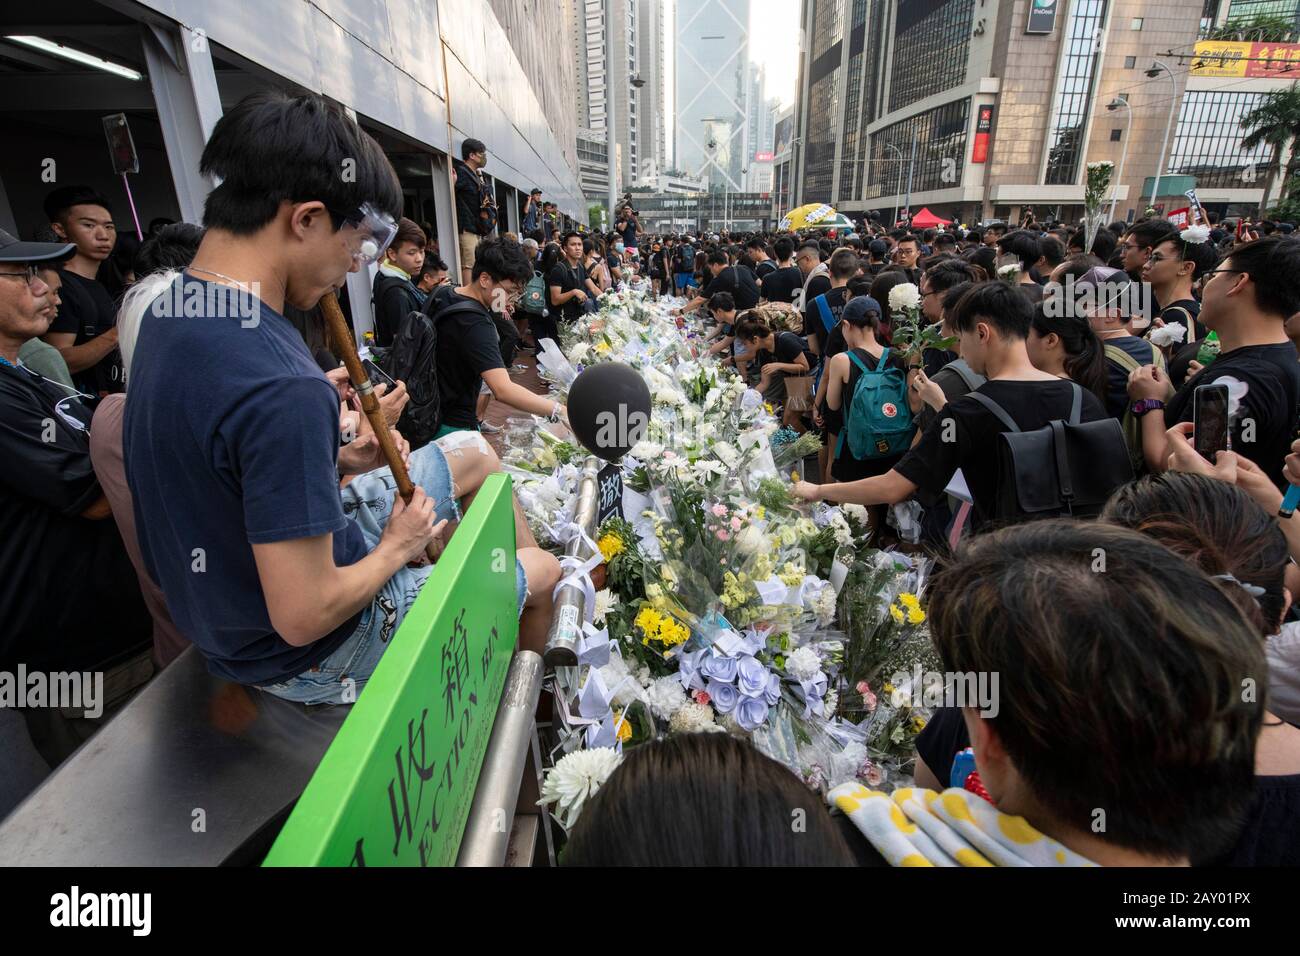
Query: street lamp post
[
  {"left": 1145, "top": 59, "right": 1178, "bottom": 215},
  {"left": 903, "top": 130, "right": 919, "bottom": 224},
  {"left": 1106, "top": 97, "right": 1132, "bottom": 223},
  {"left": 605, "top": 0, "right": 618, "bottom": 223},
  {"left": 883, "top": 142, "right": 904, "bottom": 226}
]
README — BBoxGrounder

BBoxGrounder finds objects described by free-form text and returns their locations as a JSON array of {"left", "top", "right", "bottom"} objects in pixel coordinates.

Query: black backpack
[
  {"left": 382, "top": 299, "right": 483, "bottom": 449},
  {"left": 966, "top": 382, "right": 1134, "bottom": 522}
]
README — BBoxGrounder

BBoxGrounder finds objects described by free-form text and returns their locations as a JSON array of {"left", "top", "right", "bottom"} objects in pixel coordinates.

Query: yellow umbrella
[{"left": 778, "top": 202, "right": 838, "bottom": 232}]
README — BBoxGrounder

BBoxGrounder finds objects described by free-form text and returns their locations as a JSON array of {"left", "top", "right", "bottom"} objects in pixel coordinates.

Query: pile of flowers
[{"left": 519, "top": 290, "right": 939, "bottom": 828}]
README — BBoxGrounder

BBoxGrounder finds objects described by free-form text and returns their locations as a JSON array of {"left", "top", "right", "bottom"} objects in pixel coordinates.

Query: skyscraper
[
  {"left": 637, "top": 0, "right": 669, "bottom": 182},
  {"left": 675, "top": 0, "right": 752, "bottom": 191},
  {"left": 572, "top": 0, "right": 640, "bottom": 194}
]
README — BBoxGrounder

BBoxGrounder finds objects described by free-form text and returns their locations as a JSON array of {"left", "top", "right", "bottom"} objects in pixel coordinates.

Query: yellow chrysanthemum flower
[
  {"left": 898, "top": 592, "right": 921, "bottom": 610},
  {"left": 911, "top": 716, "right": 927, "bottom": 733},
  {"left": 615, "top": 711, "right": 633, "bottom": 742},
  {"left": 598, "top": 533, "right": 625, "bottom": 562},
  {"left": 907, "top": 607, "right": 926, "bottom": 625},
  {"left": 889, "top": 605, "right": 905, "bottom": 624}
]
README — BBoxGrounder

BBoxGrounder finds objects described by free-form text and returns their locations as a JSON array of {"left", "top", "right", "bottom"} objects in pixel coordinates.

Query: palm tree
[{"left": 1240, "top": 85, "right": 1300, "bottom": 217}]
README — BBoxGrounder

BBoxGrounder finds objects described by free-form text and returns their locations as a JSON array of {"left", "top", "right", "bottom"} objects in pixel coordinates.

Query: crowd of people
[{"left": 3, "top": 84, "right": 1300, "bottom": 867}]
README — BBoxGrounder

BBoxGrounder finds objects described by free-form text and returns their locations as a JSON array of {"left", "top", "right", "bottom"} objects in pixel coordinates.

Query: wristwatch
[{"left": 1130, "top": 398, "right": 1165, "bottom": 417}]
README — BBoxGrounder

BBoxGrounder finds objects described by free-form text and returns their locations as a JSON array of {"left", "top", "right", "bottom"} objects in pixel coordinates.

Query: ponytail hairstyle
[
  {"left": 734, "top": 317, "right": 773, "bottom": 343},
  {"left": 1030, "top": 302, "right": 1108, "bottom": 405}
]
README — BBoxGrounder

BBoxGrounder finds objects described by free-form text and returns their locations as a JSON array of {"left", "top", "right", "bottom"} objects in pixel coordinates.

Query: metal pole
[
  {"left": 1149, "top": 59, "right": 1176, "bottom": 215},
  {"left": 1108, "top": 100, "right": 1132, "bottom": 223},
  {"left": 542, "top": 456, "right": 601, "bottom": 667},
  {"left": 903, "top": 129, "right": 918, "bottom": 223},
  {"left": 456, "top": 650, "right": 544, "bottom": 867},
  {"left": 605, "top": 0, "right": 619, "bottom": 224}
]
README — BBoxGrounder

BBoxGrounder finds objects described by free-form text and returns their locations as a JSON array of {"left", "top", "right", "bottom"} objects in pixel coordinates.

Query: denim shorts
[{"left": 260, "top": 440, "right": 527, "bottom": 706}]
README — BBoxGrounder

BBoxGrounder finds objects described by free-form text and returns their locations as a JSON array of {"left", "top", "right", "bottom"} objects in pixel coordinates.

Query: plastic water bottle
[{"left": 1196, "top": 330, "right": 1220, "bottom": 367}]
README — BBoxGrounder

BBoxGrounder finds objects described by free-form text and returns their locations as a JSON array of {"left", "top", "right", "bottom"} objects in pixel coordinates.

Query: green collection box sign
[{"left": 263, "top": 474, "right": 519, "bottom": 866}]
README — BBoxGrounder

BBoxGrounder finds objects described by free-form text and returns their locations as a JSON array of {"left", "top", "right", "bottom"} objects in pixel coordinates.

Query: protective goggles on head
[{"left": 329, "top": 202, "right": 398, "bottom": 265}]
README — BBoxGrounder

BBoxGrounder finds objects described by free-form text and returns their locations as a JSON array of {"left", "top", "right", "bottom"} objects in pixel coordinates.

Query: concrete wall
[{"left": 136, "top": 0, "right": 584, "bottom": 216}]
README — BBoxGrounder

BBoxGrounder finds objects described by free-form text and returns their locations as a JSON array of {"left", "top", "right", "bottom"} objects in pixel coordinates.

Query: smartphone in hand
[
  {"left": 1193, "top": 382, "right": 1231, "bottom": 461},
  {"left": 361, "top": 357, "right": 398, "bottom": 392}
]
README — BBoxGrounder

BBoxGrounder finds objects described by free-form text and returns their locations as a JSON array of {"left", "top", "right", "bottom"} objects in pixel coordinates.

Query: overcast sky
[{"left": 749, "top": 0, "right": 800, "bottom": 106}]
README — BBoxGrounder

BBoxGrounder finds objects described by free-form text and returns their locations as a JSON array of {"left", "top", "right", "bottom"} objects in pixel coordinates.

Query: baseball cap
[
  {"left": 0, "top": 228, "right": 74, "bottom": 264},
  {"left": 841, "top": 295, "right": 883, "bottom": 326}
]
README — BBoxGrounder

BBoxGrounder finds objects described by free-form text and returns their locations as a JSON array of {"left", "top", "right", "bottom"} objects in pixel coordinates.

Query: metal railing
[{"left": 542, "top": 456, "right": 602, "bottom": 668}]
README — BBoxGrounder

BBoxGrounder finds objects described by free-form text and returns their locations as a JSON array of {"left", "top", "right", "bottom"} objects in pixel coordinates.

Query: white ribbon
[{"left": 549, "top": 520, "right": 604, "bottom": 624}]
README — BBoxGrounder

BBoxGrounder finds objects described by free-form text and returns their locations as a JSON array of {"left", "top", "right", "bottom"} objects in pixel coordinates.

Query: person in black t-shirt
[
  {"left": 804, "top": 248, "right": 859, "bottom": 357},
  {"left": 42, "top": 186, "right": 123, "bottom": 394},
  {"left": 435, "top": 238, "right": 567, "bottom": 436},
  {"left": 1143, "top": 234, "right": 1217, "bottom": 345},
  {"left": 371, "top": 217, "right": 427, "bottom": 347},
  {"left": 758, "top": 237, "right": 800, "bottom": 304},
  {"left": 917, "top": 520, "right": 1265, "bottom": 866},
  {"left": 1097, "top": 471, "right": 1300, "bottom": 866},
  {"left": 794, "top": 282, "right": 1109, "bottom": 529},
  {"left": 1131, "top": 236, "right": 1300, "bottom": 486},
  {"left": 0, "top": 228, "right": 150, "bottom": 673},
  {"left": 547, "top": 231, "right": 596, "bottom": 324},
  {"left": 676, "top": 251, "right": 759, "bottom": 314},
  {"left": 734, "top": 315, "right": 810, "bottom": 410},
  {"left": 745, "top": 238, "right": 776, "bottom": 278}
]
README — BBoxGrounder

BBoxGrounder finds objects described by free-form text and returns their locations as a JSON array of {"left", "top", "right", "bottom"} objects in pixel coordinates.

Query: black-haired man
[
  {"left": 430, "top": 237, "right": 565, "bottom": 438},
  {"left": 1131, "top": 236, "right": 1300, "bottom": 485},
  {"left": 760, "top": 236, "right": 801, "bottom": 303},
  {"left": 522, "top": 188, "right": 542, "bottom": 235},
  {"left": 454, "top": 137, "right": 497, "bottom": 284},
  {"left": 795, "top": 282, "right": 1109, "bottom": 529},
  {"left": 124, "top": 91, "right": 558, "bottom": 702},
  {"left": 42, "top": 186, "right": 122, "bottom": 394}
]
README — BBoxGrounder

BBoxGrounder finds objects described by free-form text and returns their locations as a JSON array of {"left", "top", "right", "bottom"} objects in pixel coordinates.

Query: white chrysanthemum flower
[
  {"left": 1086, "top": 160, "right": 1114, "bottom": 171},
  {"left": 841, "top": 503, "right": 869, "bottom": 525},
  {"left": 718, "top": 711, "right": 750, "bottom": 736},
  {"left": 734, "top": 523, "right": 767, "bottom": 556},
  {"left": 593, "top": 588, "right": 616, "bottom": 625},
  {"left": 888, "top": 282, "right": 921, "bottom": 313},
  {"left": 1180, "top": 224, "right": 1211, "bottom": 245},
  {"left": 1149, "top": 323, "right": 1188, "bottom": 348},
  {"left": 645, "top": 675, "right": 688, "bottom": 720},
  {"left": 567, "top": 342, "right": 591, "bottom": 364},
  {"left": 810, "top": 585, "right": 838, "bottom": 626},
  {"left": 629, "top": 439, "right": 663, "bottom": 461},
  {"left": 714, "top": 442, "right": 740, "bottom": 469},
  {"left": 654, "top": 388, "right": 684, "bottom": 406},
  {"left": 694, "top": 459, "right": 727, "bottom": 480},
  {"left": 997, "top": 263, "right": 1020, "bottom": 277},
  {"left": 539, "top": 747, "right": 623, "bottom": 829},
  {"left": 669, "top": 700, "right": 723, "bottom": 734},
  {"left": 785, "top": 645, "right": 823, "bottom": 682}
]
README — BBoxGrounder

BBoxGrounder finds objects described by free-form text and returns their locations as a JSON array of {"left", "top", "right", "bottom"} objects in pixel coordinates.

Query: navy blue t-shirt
[{"left": 123, "top": 276, "right": 368, "bottom": 685}]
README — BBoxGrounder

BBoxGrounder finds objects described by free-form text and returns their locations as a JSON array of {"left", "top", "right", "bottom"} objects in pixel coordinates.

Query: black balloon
[{"left": 566, "top": 362, "right": 652, "bottom": 461}]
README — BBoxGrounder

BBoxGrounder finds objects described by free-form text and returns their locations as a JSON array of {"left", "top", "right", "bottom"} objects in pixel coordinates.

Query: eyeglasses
[
  {"left": 325, "top": 202, "right": 398, "bottom": 265},
  {"left": 1202, "top": 267, "right": 1243, "bottom": 282},
  {"left": 0, "top": 264, "right": 41, "bottom": 287}
]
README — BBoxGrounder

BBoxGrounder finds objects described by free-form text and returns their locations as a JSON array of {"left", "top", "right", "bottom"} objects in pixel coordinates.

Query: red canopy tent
[{"left": 909, "top": 207, "right": 952, "bottom": 228}]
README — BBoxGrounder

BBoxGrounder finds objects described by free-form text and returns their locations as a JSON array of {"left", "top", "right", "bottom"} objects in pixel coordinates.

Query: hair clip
[{"left": 1213, "top": 573, "right": 1266, "bottom": 598}]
